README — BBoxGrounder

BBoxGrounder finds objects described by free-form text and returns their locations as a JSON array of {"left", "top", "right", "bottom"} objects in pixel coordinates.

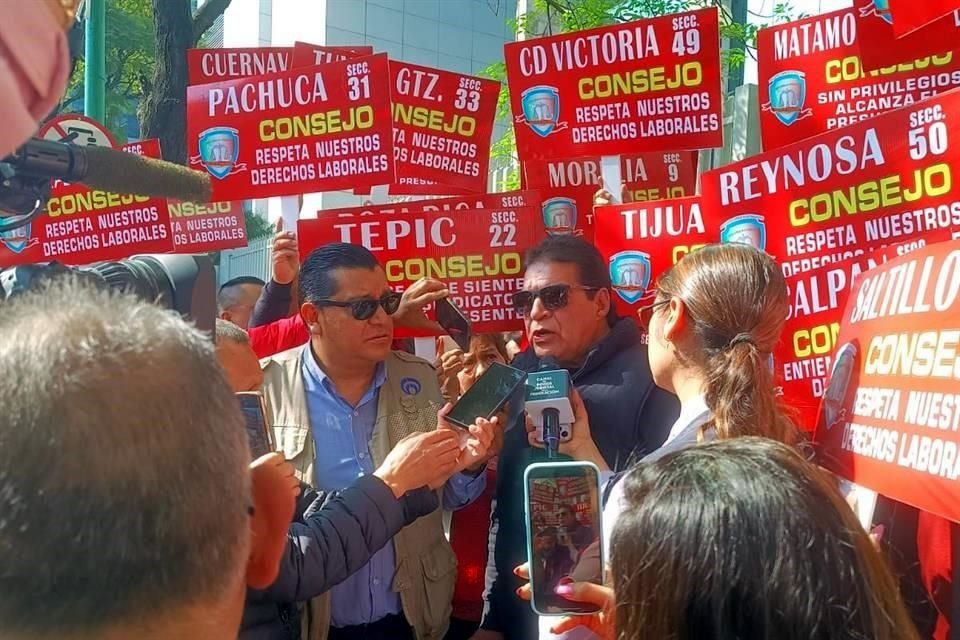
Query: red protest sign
[
  {"left": 298, "top": 207, "right": 544, "bottom": 333},
  {"left": 187, "top": 47, "right": 292, "bottom": 84},
  {"left": 757, "top": 8, "right": 960, "bottom": 151},
  {"left": 0, "top": 140, "right": 174, "bottom": 267},
  {"left": 524, "top": 152, "right": 699, "bottom": 241},
  {"left": 504, "top": 8, "right": 722, "bottom": 161},
  {"left": 780, "top": 235, "right": 954, "bottom": 431},
  {"left": 309, "top": 190, "right": 540, "bottom": 218},
  {"left": 292, "top": 42, "right": 372, "bottom": 67},
  {"left": 814, "top": 240, "right": 960, "bottom": 523},
  {"left": 780, "top": 246, "right": 915, "bottom": 431},
  {"left": 386, "top": 61, "right": 500, "bottom": 194},
  {"left": 186, "top": 54, "right": 395, "bottom": 201},
  {"left": 701, "top": 90, "right": 960, "bottom": 280},
  {"left": 855, "top": 0, "right": 960, "bottom": 71},
  {"left": 889, "top": 0, "right": 958, "bottom": 38},
  {"left": 169, "top": 201, "right": 247, "bottom": 253},
  {"left": 593, "top": 196, "right": 716, "bottom": 319}
]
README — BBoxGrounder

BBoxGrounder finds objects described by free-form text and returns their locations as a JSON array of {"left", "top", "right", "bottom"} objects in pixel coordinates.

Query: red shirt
[
  {"left": 450, "top": 465, "right": 497, "bottom": 622},
  {"left": 248, "top": 315, "right": 309, "bottom": 359}
]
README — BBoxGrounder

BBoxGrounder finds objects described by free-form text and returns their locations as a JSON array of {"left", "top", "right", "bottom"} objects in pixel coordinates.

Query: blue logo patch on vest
[
  {"left": 520, "top": 86, "right": 561, "bottom": 137},
  {"left": 609, "top": 251, "right": 652, "bottom": 304},
  {"left": 768, "top": 70, "right": 807, "bottom": 126},
  {"left": 198, "top": 126, "right": 241, "bottom": 179},
  {"left": 542, "top": 197, "right": 577, "bottom": 235},
  {"left": 400, "top": 378, "right": 421, "bottom": 396},
  {"left": 720, "top": 214, "right": 767, "bottom": 251}
]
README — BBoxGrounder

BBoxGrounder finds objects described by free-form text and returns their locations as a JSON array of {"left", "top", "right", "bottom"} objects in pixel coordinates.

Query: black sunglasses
[
  {"left": 512, "top": 284, "right": 601, "bottom": 315},
  {"left": 314, "top": 292, "right": 402, "bottom": 320},
  {"left": 637, "top": 298, "right": 671, "bottom": 331}
]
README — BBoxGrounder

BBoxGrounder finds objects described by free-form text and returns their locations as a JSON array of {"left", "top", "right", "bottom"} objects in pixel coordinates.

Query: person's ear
[
  {"left": 245, "top": 457, "right": 296, "bottom": 589},
  {"left": 661, "top": 298, "right": 690, "bottom": 343},
  {"left": 219, "top": 310, "right": 232, "bottom": 321},
  {"left": 300, "top": 302, "right": 323, "bottom": 336},
  {"left": 595, "top": 288, "right": 611, "bottom": 320}
]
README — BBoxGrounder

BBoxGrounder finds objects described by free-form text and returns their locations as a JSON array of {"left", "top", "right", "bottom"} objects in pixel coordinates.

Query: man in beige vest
[{"left": 261, "top": 243, "right": 497, "bottom": 640}]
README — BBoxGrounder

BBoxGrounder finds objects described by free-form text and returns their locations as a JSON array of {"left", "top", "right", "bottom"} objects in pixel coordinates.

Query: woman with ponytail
[
  {"left": 633, "top": 241, "right": 797, "bottom": 450},
  {"left": 526, "top": 243, "right": 801, "bottom": 639}
]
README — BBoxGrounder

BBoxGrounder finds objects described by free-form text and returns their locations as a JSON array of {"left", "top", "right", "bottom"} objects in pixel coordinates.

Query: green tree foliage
[
  {"left": 244, "top": 209, "right": 274, "bottom": 241},
  {"left": 58, "top": 0, "right": 155, "bottom": 141},
  {"left": 483, "top": 0, "right": 801, "bottom": 185},
  {"left": 56, "top": 0, "right": 232, "bottom": 162}
]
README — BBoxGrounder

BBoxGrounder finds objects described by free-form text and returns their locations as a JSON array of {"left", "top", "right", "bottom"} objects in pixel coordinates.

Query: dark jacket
[
  {"left": 480, "top": 318, "right": 680, "bottom": 638},
  {"left": 240, "top": 475, "right": 439, "bottom": 640}
]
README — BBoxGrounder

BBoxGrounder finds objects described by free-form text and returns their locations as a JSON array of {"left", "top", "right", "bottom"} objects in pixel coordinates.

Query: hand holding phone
[
  {"left": 436, "top": 298, "right": 471, "bottom": 352},
  {"left": 445, "top": 362, "right": 526, "bottom": 429},
  {"left": 237, "top": 392, "right": 275, "bottom": 459},
  {"left": 524, "top": 461, "right": 603, "bottom": 616}
]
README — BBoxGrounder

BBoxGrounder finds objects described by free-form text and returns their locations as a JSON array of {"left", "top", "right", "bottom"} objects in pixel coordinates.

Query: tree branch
[{"left": 192, "top": 0, "right": 232, "bottom": 44}]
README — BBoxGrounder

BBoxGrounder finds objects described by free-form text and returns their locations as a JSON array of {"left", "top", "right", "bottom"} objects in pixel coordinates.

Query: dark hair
[
  {"left": 526, "top": 235, "right": 617, "bottom": 325},
  {"left": 612, "top": 438, "right": 920, "bottom": 640},
  {"left": 218, "top": 275, "right": 265, "bottom": 293},
  {"left": 217, "top": 275, "right": 265, "bottom": 313},
  {"left": 655, "top": 243, "right": 796, "bottom": 444},
  {"left": 299, "top": 243, "right": 380, "bottom": 304},
  {"left": 468, "top": 333, "right": 509, "bottom": 362}
]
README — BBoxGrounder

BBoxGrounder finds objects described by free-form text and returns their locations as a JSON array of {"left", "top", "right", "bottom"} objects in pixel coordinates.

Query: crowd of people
[
  {"left": 0, "top": 4, "right": 938, "bottom": 639},
  {"left": 0, "top": 216, "right": 928, "bottom": 640}
]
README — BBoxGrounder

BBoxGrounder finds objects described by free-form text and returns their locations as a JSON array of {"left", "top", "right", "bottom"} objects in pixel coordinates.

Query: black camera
[{"left": 0, "top": 254, "right": 216, "bottom": 332}]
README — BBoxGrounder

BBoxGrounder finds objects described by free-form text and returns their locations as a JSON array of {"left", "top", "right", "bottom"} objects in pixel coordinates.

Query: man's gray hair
[
  {"left": 0, "top": 278, "right": 251, "bottom": 635},
  {"left": 216, "top": 317, "right": 251, "bottom": 345}
]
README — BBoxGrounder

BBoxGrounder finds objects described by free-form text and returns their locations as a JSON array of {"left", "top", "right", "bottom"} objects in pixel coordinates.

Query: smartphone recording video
[
  {"left": 524, "top": 461, "right": 603, "bottom": 616},
  {"left": 237, "top": 392, "right": 274, "bottom": 459},
  {"left": 445, "top": 362, "right": 526, "bottom": 429},
  {"left": 436, "top": 297, "right": 471, "bottom": 352}
]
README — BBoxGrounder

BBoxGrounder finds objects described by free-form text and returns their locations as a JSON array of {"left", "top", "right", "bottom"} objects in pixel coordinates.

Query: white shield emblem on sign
[
  {"left": 721, "top": 214, "right": 767, "bottom": 251},
  {"left": 609, "top": 251, "right": 651, "bottom": 304},
  {"left": 199, "top": 127, "right": 240, "bottom": 179},
  {"left": 542, "top": 198, "right": 577, "bottom": 235},
  {"left": 1, "top": 224, "right": 32, "bottom": 254},
  {"left": 521, "top": 86, "right": 561, "bottom": 137},
  {"left": 768, "top": 71, "right": 806, "bottom": 126}
]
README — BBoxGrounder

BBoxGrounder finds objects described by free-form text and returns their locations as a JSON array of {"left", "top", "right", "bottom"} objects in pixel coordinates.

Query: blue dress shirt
[{"left": 301, "top": 348, "right": 485, "bottom": 628}]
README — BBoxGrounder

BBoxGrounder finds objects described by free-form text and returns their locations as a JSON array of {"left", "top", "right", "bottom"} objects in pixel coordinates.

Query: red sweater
[{"left": 450, "top": 465, "right": 497, "bottom": 621}]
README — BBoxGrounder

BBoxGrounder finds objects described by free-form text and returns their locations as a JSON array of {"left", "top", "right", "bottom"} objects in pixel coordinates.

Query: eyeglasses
[
  {"left": 313, "top": 292, "right": 402, "bottom": 320},
  {"left": 637, "top": 298, "right": 671, "bottom": 331},
  {"left": 512, "top": 284, "right": 601, "bottom": 315}
]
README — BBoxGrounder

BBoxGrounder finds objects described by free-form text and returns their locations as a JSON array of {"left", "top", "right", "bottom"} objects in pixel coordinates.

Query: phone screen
[
  {"left": 436, "top": 298, "right": 471, "bottom": 352},
  {"left": 446, "top": 362, "right": 526, "bottom": 428},
  {"left": 237, "top": 392, "right": 273, "bottom": 458},
  {"left": 525, "top": 463, "right": 603, "bottom": 616}
]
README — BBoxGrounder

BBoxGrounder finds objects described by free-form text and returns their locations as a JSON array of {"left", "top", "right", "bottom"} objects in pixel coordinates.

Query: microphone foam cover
[{"left": 82, "top": 145, "right": 213, "bottom": 203}]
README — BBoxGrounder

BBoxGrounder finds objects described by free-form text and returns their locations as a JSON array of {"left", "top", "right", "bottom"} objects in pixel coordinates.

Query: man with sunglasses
[
  {"left": 473, "top": 236, "right": 679, "bottom": 640},
  {"left": 259, "top": 243, "right": 497, "bottom": 640}
]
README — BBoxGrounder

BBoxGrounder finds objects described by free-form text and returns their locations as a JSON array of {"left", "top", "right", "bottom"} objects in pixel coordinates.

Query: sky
[{"left": 743, "top": 0, "right": 852, "bottom": 84}]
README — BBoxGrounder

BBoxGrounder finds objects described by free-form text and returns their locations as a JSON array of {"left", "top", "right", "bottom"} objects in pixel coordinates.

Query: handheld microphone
[
  {"left": 525, "top": 358, "right": 574, "bottom": 458},
  {"left": 542, "top": 407, "right": 561, "bottom": 459},
  {"left": 1, "top": 138, "right": 213, "bottom": 213}
]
